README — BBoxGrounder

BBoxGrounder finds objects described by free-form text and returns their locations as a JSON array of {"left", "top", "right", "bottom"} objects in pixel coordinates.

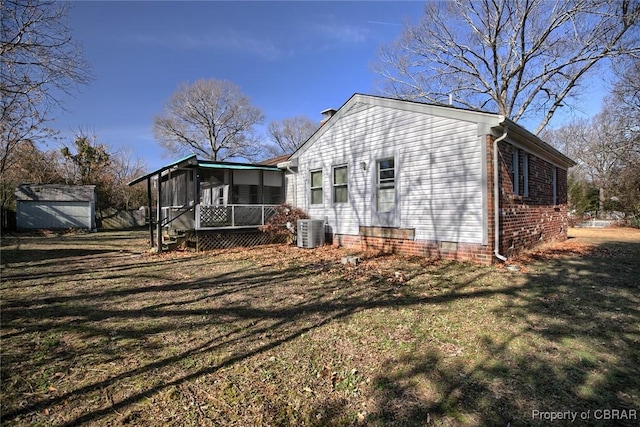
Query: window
[
  {"left": 310, "top": 170, "right": 323, "bottom": 205},
  {"left": 332, "top": 165, "right": 348, "bottom": 204},
  {"left": 552, "top": 166, "right": 557, "bottom": 205},
  {"left": 523, "top": 154, "right": 529, "bottom": 197},
  {"left": 512, "top": 150, "right": 519, "bottom": 195},
  {"left": 376, "top": 158, "right": 395, "bottom": 212}
]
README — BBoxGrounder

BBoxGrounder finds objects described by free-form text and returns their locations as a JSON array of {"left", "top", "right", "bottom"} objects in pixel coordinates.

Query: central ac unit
[{"left": 297, "top": 219, "right": 325, "bottom": 248}]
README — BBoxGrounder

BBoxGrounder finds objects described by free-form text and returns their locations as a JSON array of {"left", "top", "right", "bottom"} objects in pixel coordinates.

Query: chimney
[{"left": 320, "top": 108, "right": 337, "bottom": 126}]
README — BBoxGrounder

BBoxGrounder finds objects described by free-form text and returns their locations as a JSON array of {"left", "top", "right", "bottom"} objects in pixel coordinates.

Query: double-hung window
[
  {"left": 552, "top": 166, "right": 557, "bottom": 205},
  {"left": 332, "top": 165, "right": 348, "bottom": 204},
  {"left": 376, "top": 158, "right": 395, "bottom": 212},
  {"left": 310, "top": 170, "right": 323, "bottom": 205},
  {"left": 522, "top": 154, "right": 529, "bottom": 197},
  {"left": 512, "top": 150, "right": 520, "bottom": 195}
]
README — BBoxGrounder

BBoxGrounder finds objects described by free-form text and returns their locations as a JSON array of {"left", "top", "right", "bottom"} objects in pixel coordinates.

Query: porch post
[
  {"left": 147, "top": 178, "right": 154, "bottom": 248},
  {"left": 156, "top": 174, "right": 162, "bottom": 253}
]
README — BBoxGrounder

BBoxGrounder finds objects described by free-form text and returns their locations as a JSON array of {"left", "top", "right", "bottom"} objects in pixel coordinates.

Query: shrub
[{"left": 260, "top": 204, "right": 310, "bottom": 243}]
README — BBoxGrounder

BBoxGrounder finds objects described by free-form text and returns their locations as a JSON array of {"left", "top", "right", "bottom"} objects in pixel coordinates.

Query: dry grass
[{"left": 1, "top": 228, "right": 639, "bottom": 426}]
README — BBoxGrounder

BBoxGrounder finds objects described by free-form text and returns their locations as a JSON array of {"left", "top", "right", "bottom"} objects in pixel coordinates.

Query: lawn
[{"left": 1, "top": 228, "right": 638, "bottom": 426}]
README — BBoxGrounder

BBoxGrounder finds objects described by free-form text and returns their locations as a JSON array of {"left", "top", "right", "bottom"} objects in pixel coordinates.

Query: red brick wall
[
  {"left": 495, "top": 139, "right": 569, "bottom": 257},
  {"left": 332, "top": 234, "right": 494, "bottom": 265}
]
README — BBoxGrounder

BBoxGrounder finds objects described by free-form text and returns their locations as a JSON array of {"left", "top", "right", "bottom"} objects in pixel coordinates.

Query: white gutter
[{"left": 494, "top": 125, "right": 508, "bottom": 262}]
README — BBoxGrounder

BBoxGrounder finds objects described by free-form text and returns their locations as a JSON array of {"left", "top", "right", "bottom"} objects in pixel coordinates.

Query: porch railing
[
  {"left": 195, "top": 204, "right": 279, "bottom": 229},
  {"left": 160, "top": 205, "right": 193, "bottom": 228}
]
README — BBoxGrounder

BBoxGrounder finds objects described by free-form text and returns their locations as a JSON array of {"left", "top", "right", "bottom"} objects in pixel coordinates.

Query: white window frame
[
  {"left": 332, "top": 164, "right": 348, "bottom": 204},
  {"left": 310, "top": 169, "right": 323, "bottom": 206}
]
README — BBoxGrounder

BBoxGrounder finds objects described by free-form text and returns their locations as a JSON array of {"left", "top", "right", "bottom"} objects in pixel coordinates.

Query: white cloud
[
  {"left": 128, "top": 31, "right": 282, "bottom": 61},
  {"left": 314, "top": 21, "right": 370, "bottom": 45}
]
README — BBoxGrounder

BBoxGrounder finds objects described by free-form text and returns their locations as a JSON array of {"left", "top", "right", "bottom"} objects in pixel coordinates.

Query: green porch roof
[
  {"left": 198, "top": 162, "right": 280, "bottom": 172},
  {"left": 128, "top": 155, "right": 281, "bottom": 186}
]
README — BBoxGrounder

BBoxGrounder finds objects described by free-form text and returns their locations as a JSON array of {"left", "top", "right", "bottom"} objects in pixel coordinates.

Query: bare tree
[
  {"left": 610, "top": 57, "right": 640, "bottom": 133},
  {"left": 376, "top": 0, "right": 639, "bottom": 134},
  {"left": 1, "top": 0, "right": 91, "bottom": 178},
  {"left": 265, "top": 116, "right": 318, "bottom": 158},
  {"left": 550, "top": 94, "right": 639, "bottom": 214},
  {"left": 108, "top": 148, "right": 147, "bottom": 210},
  {"left": 153, "top": 79, "right": 265, "bottom": 161},
  {"left": 0, "top": 139, "right": 65, "bottom": 209}
]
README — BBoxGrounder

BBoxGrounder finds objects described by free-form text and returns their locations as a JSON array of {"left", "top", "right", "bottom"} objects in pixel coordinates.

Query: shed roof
[{"left": 15, "top": 184, "right": 96, "bottom": 202}]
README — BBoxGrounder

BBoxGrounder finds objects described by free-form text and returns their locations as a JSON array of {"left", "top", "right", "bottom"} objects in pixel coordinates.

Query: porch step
[{"left": 162, "top": 233, "right": 187, "bottom": 251}]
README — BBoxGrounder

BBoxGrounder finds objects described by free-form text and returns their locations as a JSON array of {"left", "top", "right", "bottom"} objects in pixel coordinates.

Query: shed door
[{"left": 17, "top": 201, "right": 92, "bottom": 229}]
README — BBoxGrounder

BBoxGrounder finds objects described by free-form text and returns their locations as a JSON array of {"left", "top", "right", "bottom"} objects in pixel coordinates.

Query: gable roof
[
  {"left": 290, "top": 93, "right": 575, "bottom": 168},
  {"left": 255, "top": 154, "right": 290, "bottom": 166}
]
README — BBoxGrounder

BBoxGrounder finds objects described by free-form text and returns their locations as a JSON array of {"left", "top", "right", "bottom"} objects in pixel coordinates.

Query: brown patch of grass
[{"left": 1, "top": 228, "right": 639, "bottom": 426}]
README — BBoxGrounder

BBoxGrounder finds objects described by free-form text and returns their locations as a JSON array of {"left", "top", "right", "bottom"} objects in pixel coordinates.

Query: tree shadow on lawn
[
  {"left": 1, "top": 233, "right": 639, "bottom": 426},
  {"left": 0, "top": 240, "right": 496, "bottom": 425},
  {"left": 354, "top": 239, "right": 640, "bottom": 426}
]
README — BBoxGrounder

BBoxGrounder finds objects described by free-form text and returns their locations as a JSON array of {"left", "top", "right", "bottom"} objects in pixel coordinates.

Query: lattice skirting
[{"left": 186, "top": 230, "right": 287, "bottom": 251}]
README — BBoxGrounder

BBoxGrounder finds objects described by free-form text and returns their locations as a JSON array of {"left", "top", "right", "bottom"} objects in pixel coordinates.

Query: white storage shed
[{"left": 15, "top": 184, "right": 97, "bottom": 231}]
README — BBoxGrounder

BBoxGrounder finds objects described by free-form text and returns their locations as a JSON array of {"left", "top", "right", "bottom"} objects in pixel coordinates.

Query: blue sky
[
  {"left": 51, "top": 1, "right": 607, "bottom": 173},
  {"left": 51, "top": 1, "right": 425, "bottom": 171}
]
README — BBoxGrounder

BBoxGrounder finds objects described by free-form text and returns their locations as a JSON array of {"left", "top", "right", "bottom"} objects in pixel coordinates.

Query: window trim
[
  {"left": 522, "top": 153, "right": 529, "bottom": 197},
  {"left": 332, "top": 164, "right": 349, "bottom": 204},
  {"left": 375, "top": 157, "right": 396, "bottom": 213},
  {"left": 512, "top": 150, "right": 519, "bottom": 195},
  {"left": 552, "top": 166, "right": 557, "bottom": 205},
  {"left": 310, "top": 169, "right": 323, "bottom": 206}
]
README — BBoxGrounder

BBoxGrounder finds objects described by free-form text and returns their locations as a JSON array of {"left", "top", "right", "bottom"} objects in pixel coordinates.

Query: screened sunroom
[{"left": 129, "top": 155, "right": 285, "bottom": 251}]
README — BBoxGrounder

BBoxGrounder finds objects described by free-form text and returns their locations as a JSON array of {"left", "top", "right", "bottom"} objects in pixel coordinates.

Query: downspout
[{"left": 494, "top": 125, "right": 508, "bottom": 262}]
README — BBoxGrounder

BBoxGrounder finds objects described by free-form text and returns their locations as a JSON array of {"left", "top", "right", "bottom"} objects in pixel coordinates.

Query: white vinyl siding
[
  {"left": 17, "top": 201, "right": 93, "bottom": 229},
  {"left": 293, "top": 102, "right": 485, "bottom": 244}
]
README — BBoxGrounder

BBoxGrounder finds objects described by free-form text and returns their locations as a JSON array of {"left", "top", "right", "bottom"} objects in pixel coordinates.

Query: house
[
  {"left": 15, "top": 184, "right": 97, "bottom": 231},
  {"left": 132, "top": 94, "right": 574, "bottom": 263},
  {"left": 128, "top": 156, "right": 286, "bottom": 251},
  {"left": 279, "top": 94, "right": 575, "bottom": 264}
]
